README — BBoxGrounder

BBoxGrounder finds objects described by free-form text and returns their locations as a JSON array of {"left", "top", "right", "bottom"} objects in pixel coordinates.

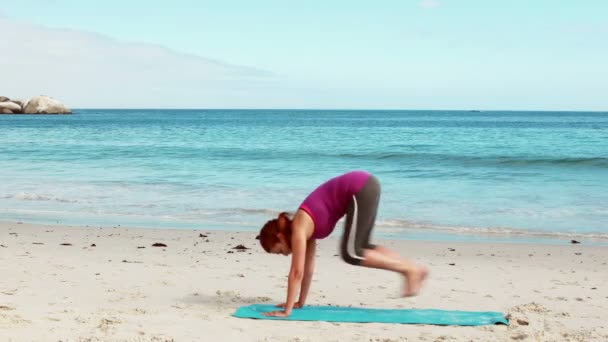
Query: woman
[{"left": 257, "top": 170, "right": 428, "bottom": 317}]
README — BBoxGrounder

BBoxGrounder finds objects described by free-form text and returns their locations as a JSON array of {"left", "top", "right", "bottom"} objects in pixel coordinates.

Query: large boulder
[
  {"left": 0, "top": 96, "right": 10, "bottom": 102},
  {"left": 23, "top": 95, "right": 71, "bottom": 114},
  {"left": 10, "top": 99, "right": 25, "bottom": 108},
  {"left": 0, "top": 101, "right": 22, "bottom": 113}
]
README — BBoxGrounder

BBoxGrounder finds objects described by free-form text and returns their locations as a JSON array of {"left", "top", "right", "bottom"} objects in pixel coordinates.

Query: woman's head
[{"left": 257, "top": 212, "right": 292, "bottom": 255}]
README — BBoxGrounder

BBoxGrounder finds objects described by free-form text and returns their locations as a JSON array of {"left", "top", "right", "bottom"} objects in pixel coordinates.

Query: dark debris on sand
[{"left": 232, "top": 244, "right": 249, "bottom": 250}]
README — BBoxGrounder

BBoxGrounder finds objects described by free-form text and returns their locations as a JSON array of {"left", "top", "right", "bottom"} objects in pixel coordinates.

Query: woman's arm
[
  {"left": 298, "top": 239, "right": 316, "bottom": 306},
  {"left": 265, "top": 210, "right": 314, "bottom": 317},
  {"left": 264, "top": 225, "right": 307, "bottom": 317}
]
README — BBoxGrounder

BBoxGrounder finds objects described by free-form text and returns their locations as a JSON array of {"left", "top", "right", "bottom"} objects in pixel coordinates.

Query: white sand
[{"left": 1, "top": 221, "right": 607, "bottom": 341}]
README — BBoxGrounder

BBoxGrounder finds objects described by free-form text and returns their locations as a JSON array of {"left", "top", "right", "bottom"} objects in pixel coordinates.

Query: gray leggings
[{"left": 340, "top": 175, "right": 380, "bottom": 266}]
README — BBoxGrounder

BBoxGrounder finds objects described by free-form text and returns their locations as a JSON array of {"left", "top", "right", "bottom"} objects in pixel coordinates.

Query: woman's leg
[
  {"left": 361, "top": 246, "right": 428, "bottom": 296},
  {"left": 340, "top": 176, "right": 428, "bottom": 296}
]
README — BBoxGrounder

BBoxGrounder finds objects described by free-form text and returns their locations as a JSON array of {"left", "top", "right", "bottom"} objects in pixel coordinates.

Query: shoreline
[
  {"left": 1, "top": 220, "right": 607, "bottom": 341},
  {"left": 2, "top": 218, "right": 607, "bottom": 247}
]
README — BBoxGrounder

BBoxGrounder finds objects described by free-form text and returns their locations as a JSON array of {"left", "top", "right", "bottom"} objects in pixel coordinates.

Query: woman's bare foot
[{"left": 402, "top": 265, "right": 429, "bottom": 297}]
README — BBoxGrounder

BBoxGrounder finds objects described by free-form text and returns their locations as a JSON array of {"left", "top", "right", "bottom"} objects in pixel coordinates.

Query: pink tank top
[{"left": 299, "top": 170, "right": 371, "bottom": 239}]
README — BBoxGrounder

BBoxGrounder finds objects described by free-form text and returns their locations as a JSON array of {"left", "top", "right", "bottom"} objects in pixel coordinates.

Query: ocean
[{"left": 1, "top": 109, "right": 607, "bottom": 244}]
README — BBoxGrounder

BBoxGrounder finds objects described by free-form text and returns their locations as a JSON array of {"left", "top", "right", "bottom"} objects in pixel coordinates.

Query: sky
[{"left": 1, "top": 0, "right": 607, "bottom": 110}]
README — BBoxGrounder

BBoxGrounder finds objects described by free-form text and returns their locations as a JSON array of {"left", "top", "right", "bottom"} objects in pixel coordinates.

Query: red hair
[{"left": 256, "top": 212, "right": 292, "bottom": 253}]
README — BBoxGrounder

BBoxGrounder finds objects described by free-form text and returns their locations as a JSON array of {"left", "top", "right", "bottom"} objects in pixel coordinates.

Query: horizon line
[{"left": 71, "top": 108, "right": 608, "bottom": 113}]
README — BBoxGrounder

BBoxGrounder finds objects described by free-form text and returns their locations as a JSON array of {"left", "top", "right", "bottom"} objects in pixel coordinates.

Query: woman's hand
[
  {"left": 263, "top": 310, "right": 291, "bottom": 317},
  {"left": 276, "top": 301, "right": 304, "bottom": 309}
]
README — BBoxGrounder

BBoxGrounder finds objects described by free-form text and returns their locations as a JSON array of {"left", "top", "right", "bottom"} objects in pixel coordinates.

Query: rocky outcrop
[
  {"left": 23, "top": 96, "right": 72, "bottom": 114},
  {"left": 0, "top": 101, "right": 22, "bottom": 113},
  {"left": 10, "top": 99, "right": 25, "bottom": 108},
  {"left": 0, "top": 95, "right": 71, "bottom": 114}
]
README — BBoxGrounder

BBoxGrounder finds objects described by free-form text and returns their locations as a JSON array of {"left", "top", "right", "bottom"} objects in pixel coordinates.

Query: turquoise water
[{"left": 1, "top": 110, "right": 607, "bottom": 243}]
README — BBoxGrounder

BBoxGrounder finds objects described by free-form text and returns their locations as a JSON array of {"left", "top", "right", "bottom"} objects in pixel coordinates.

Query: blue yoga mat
[{"left": 233, "top": 304, "right": 509, "bottom": 326}]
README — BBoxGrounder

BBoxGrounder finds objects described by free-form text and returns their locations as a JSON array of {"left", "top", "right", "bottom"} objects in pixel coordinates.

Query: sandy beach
[{"left": 1, "top": 221, "right": 606, "bottom": 341}]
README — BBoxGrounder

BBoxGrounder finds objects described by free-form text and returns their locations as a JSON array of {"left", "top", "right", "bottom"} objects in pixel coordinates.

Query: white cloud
[
  {"left": 0, "top": 17, "right": 275, "bottom": 108},
  {"left": 420, "top": 0, "right": 441, "bottom": 9}
]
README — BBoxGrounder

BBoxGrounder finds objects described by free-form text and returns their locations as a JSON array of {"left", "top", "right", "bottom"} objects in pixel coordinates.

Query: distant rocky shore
[{"left": 0, "top": 95, "right": 71, "bottom": 114}]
